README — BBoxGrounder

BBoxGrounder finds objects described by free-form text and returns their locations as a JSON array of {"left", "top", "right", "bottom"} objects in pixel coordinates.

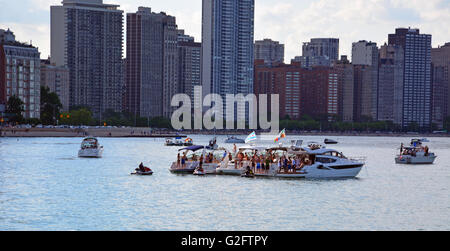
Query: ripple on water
[{"left": 0, "top": 135, "right": 449, "bottom": 230}]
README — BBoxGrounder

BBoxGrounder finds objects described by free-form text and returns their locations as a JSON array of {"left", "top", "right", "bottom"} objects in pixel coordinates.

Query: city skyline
[{"left": 1, "top": 0, "right": 449, "bottom": 61}]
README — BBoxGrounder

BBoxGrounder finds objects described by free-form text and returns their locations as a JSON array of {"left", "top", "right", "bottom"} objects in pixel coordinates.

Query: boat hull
[
  {"left": 78, "top": 148, "right": 103, "bottom": 158},
  {"left": 395, "top": 155, "right": 436, "bottom": 164},
  {"left": 216, "top": 168, "right": 244, "bottom": 175}
]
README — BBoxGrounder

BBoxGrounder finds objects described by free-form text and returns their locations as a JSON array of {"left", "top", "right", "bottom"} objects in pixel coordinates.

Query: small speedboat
[
  {"left": 78, "top": 137, "right": 103, "bottom": 158},
  {"left": 324, "top": 138, "right": 338, "bottom": 144},
  {"left": 225, "top": 136, "right": 245, "bottom": 144}
]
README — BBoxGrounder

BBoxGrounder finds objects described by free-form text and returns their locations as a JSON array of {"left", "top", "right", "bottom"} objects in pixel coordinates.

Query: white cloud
[{"left": 0, "top": 22, "right": 50, "bottom": 58}]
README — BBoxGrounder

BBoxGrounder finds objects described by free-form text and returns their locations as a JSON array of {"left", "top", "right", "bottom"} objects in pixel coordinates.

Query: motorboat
[
  {"left": 216, "top": 145, "right": 267, "bottom": 175},
  {"left": 78, "top": 137, "right": 103, "bottom": 158},
  {"left": 395, "top": 141, "right": 436, "bottom": 164},
  {"left": 170, "top": 145, "right": 226, "bottom": 174},
  {"left": 324, "top": 138, "right": 338, "bottom": 144},
  {"left": 253, "top": 144, "right": 365, "bottom": 179},
  {"left": 225, "top": 136, "right": 245, "bottom": 144},
  {"left": 165, "top": 137, "right": 185, "bottom": 146},
  {"left": 169, "top": 145, "right": 204, "bottom": 174}
]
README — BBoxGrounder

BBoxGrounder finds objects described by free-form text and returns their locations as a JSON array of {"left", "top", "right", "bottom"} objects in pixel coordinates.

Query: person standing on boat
[
  {"left": 233, "top": 144, "right": 237, "bottom": 154},
  {"left": 181, "top": 153, "right": 187, "bottom": 168},
  {"left": 400, "top": 143, "right": 404, "bottom": 154},
  {"left": 177, "top": 153, "right": 181, "bottom": 167}
]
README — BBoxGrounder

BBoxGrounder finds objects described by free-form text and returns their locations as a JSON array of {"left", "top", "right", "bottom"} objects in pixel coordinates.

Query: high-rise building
[
  {"left": 431, "top": 42, "right": 450, "bottom": 125},
  {"left": 40, "top": 59, "right": 70, "bottom": 112},
  {"left": 377, "top": 44, "right": 404, "bottom": 124},
  {"left": 254, "top": 61, "right": 339, "bottom": 120},
  {"left": 388, "top": 28, "right": 432, "bottom": 129},
  {"left": 352, "top": 40, "right": 378, "bottom": 121},
  {"left": 126, "top": 7, "right": 178, "bottom": 119},
  {"left": 333, "top": 56, "right": 354, "bottom": 122},
  {"left": 50, "top": 0, "right": 124, "bottom": 117},
  {"left": 178, "top": 30, "right": 201, "bottom": 110},
  {"left": 201, "top": 0, "right": 255, "bottom": 120},
  {"left": 254, "top": 39, "right": 284, "bottom": 65},
  {"left": 296, "top": 38, "right": 339, "bottom": 69},
  {"left": 0, "top": 28, "right": 41, "bottom": 119}
]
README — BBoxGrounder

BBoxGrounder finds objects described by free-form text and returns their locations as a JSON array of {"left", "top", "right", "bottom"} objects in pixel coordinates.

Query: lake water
[{"left": 0, "top": 135, "right": 449, "bottom": 230}]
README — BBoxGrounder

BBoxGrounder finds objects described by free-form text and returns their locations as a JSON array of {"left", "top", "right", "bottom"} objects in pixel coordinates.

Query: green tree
[
  {"left": 60, "top": 108, "right": 93, "bottom": 126},
  {"left": 6, "top": 95, "right": 24, "bottom": 123},
  {"left": 40, "top": 86, "right": 63, "bottom": 125}
]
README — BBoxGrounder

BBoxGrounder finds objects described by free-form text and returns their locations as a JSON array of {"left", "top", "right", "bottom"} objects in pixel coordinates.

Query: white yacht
[
  {"left": 253, "top": 144, "right": 366, "bottom": 179},
  {"left": 395, "top": 140, "right": 436, "bottom": 164},
  {"left": 78, "top": 137, "right": 103, "bottom": 158}
]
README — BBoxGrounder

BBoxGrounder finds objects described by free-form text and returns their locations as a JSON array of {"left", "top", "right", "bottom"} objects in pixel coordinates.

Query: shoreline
[{"left": 0, "top": 127, "right": 448, "bottom": 138}]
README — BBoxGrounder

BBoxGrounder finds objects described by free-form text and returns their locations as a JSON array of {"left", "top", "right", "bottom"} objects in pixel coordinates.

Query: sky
[{"left": 0, "top": 0, "right": 449, "bottom": 62}]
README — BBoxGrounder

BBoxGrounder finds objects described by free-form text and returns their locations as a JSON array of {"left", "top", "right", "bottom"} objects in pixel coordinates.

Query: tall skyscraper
[
  {"left": 50, "top": 0, "right": 124, "bottom": 117},
  {"left": 388, "top": 28, "right": 432, "bottom": 129},
  {"left": 126, "top": 7, "right": 178, "bottom": 119},
  {"left": 254, "top": 39, "right": 284, "bottom": 65},
  {"left": 352, "top": 40, "right": 379, "bottom": 120},
  {"left": 177, "top": 30, "right": 201, "bottom": 110},
  {"left": 431, "top": 42, "right": 450, "bottom": 126},
  {"left": 0, "top": 28, "right": 41, "bottom": 119},
  {"left": 201, "top": 0, "right": 255, "bottom": 120},
  {"left": 377, "top": 44, "right": 404, "bottom": 124}
]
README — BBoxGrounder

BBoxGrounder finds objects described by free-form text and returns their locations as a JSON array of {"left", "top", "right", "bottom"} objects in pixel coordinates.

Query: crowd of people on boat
[
  {"left": 234, "top": 151, "right": 311, "bottom": 174},
  {"left": 400, "top": 143, "right": 430, "bottom": 157}
]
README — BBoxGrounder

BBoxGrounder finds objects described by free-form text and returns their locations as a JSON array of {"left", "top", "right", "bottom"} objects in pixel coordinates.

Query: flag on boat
[
  {"left": 274, "top": 129, "right": 286, "bottom": 142},
  {"left": 245, "top": 131, "right": 257, "bottom": 143}
]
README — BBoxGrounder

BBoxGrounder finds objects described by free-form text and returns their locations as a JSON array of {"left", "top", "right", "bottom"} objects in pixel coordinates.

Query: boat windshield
[{"left": 81, "top": 138, "right": 98, "bottom": 149}]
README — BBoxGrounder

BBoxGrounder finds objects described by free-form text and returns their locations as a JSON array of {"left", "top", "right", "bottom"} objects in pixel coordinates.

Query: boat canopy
[
  {"left": 82, "top": 137, "right": 98, "bottom": 142},
  {"left": 178, "top": 145, "right": 205, "bottom": 152}
]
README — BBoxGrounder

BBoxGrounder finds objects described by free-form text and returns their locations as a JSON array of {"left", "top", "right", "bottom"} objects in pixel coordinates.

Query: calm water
[{"left": 0, "top": 135, "right": 449, "bottom": 230}]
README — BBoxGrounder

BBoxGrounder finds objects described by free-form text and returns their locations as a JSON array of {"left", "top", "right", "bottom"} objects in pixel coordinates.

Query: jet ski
[{"left": 132, "top": 165, "right": 153, "bottom": 175}]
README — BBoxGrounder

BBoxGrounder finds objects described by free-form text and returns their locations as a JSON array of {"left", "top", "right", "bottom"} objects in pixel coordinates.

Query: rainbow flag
[{"left": 274, "top": 129, "right": 286, "bottom": 142}]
